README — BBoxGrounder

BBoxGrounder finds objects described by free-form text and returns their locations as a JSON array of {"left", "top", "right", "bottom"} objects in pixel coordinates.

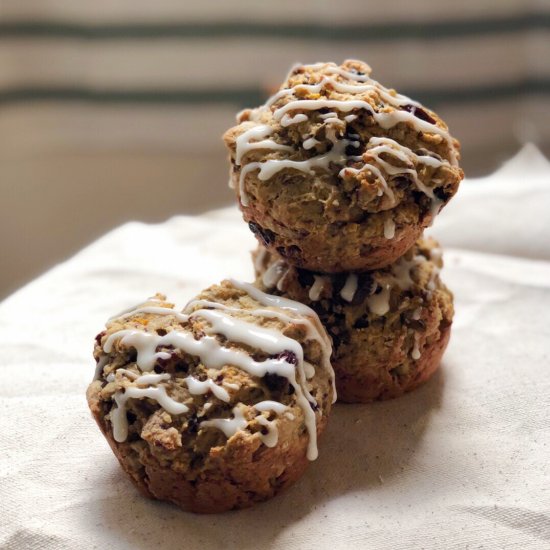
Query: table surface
[{"left": 1, "top": 145, "right": 550, "bottom": 549}]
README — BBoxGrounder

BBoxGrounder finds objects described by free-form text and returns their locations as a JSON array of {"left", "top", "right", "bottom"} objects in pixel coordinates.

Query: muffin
[
  {"left": 224, "top": 59, "right": 463, "bottom": 272},
  {"left": 254, "top": 238, "right": 453, "bottom": 402},
  {"left": 87, "top": 280, "right": 334, "bottom": 513}
]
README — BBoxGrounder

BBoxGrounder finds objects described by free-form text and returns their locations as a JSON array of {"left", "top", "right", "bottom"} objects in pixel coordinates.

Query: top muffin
[{"left": 224, "top": 59, "right": 463, "bottom": 272}]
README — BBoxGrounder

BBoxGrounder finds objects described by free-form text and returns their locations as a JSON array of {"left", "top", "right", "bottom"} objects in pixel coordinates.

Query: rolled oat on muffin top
[
  {"left": 87, "top": 280, "right": 334, "bottom": 513},
  {"left": 224, "top": 59, "right": 463, "bottom": 272},
  {"left": 254, "top": 238, "right": 453, "bottom": 403}
]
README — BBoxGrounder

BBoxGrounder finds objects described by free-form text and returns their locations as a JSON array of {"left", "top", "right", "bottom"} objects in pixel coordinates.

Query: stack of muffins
[
  {"left": 87, "top": 59, "right": 463, "bottom": 513},
  {"left": 224, "top": 59, "right": 463, "bottom": 403}
]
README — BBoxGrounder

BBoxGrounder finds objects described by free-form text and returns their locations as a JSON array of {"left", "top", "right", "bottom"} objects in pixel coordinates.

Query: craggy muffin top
[
  {"left": 89, "top": 280, "right": 334, "bottom": 470},
  {"left": 224, "top": 60, "right": 463, "bottom": 225}
]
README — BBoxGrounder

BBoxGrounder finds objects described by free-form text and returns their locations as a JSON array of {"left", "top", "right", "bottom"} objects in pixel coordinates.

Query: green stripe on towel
[
  {"left": 0, "top": 15, "right": 549, "bottom": 41},
  {"left": 0, "top": 79, "right": 548, "bottom": 107}
]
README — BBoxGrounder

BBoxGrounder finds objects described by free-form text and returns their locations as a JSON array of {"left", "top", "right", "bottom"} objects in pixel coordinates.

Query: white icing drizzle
[
  {"left": 411, "top": 335, "right": 422, "bottom": 360},
  {"left": 253, "top": 246, "right": 269, "bottom": 274},
  {"left": 303, "top": 361, "right": 316, "bottom": 379},
  {"left": 201, "top": 401, "right": 289, "bottom": 448},
  {"left": 233, "top": 61, "right": 457, "bottom": 210},
  {"left": 255, "top": 415, "right": 279, "bottom": 447},
  {"left": 238, "top": 139, "right": 349, "bottom": 206},
  {"left": 93, "top": 354, "right": 110, "bottom": 381},
  {"left": 276, "top": 266, "right": 292, "bottom": 292},
  {"left": 186, "top": 297, "right": 329, "bottom": 359},
  {"left": 235, "top": 125, "right": 293, "bottom": 165},
  {"left": 280, "top": 113, "right": 309, "bottom": 127},
  {"left": 309, "top": 275, "right": 328, "bottom": 301},
  {"left": 99, "top": 281, "right": 334, "bottom": 461},
  {"left": 303, "top": 136, "right": 320, "bottom": 150},
  {"left": 254, "top": 400, "right": 288, "bottom": 414},
  {"left": 200, "top": 405, "right": 248, "bottom": 439},
  {"left": 366, "top": 285, "right": 391, "bottom": 316},
  {"left": 255, "top": 401, "right": 288, "bottom": 448},
  {"left": 192, "top": 308, "right": 306, "bottom": 363},
  {"left": 389, "top": 256, "right": 418, "bottom": 290},
  {"left": 230, "top": 279, "right": 316, "bottom": 317},
  {"left": 115, "top": 306, "right": 188, "bottom": 323},
  {"left": 429, "top": 198, "right": 444, "bottom": 224},
  {"left": 384, "top": 218, "right": 396, "bottom": 239},
  {"left": 184, "top": 375, "right": 230, "bottom": 402},
  {"left": 340, "top": 274, "right": 359, "bottom": 303},
  {"left": 111, "top": 384, "right": 189, "bottom": 443},
  {"left": 262, "top": 260, "right": 289, "bottom": 290},
  {"left": 135, "top": 372, "right": 170, "bottom": 385},
  {"left": 365, "top": 247, "right": 441, "bottom": 315},
  {"left": 340, "top": 137, "right": 449, "bottom": 209},
  {"left": 107, "top": 296, "right": 162, "bottom": 321},
  {"left": 229, "top": 279, "right": 336, "bottom": 408},
  {"left": 259, "top": 259, "right": 293, "bottom": 293}
]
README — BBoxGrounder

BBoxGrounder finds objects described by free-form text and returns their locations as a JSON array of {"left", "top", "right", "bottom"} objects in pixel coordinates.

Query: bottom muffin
[
  {"left": 254, "top": 238, "right": 453, "bottom": 403},
  {"left": 87, "top": 280, "right": 334, "bottom": 513}
]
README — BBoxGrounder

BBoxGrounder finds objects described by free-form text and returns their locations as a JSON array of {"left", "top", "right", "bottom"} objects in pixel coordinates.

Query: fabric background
[{"left": 1, "top": 145, "right": 549, "bottom": 549}]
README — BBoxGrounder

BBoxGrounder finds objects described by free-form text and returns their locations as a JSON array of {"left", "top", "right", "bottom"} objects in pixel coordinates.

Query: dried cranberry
[
  {"left": 248, "top": 222, "right": 276, "bottom": 246},
  {"left": 345, "top": 143, "right": 361, "bottom": 156},
  {"left": 411, "top": 190, "right": 425, "bottom": 205},
  {"left": 329, "top": 330, "right": 342, "bottom": 351},
  {"left": 434, "top": 187, "right": 451, "bottom": 202},
  {"left": 187, "top": 415, "right": 199, "bottom": 434},
  {"left": 353, "top": 316, "right": 370, "bottom": 329},
  {"left": 174, "top": 361, "right": 189, "bottom": 373},
  {"left": 276, "top": 350, "right": 298, "bottom": 365},
  {"left": 276, "top": 245, "right": 301, "bottom": 261},
  {"left": 297, "top": 268, "right": 315, "bottom": 288},
  {"left": 154, "top": 347, "right": 177, "bottom": 368},
  {"left": 95, "top": 331, "right": 106, "bottom": 346},
  {"left": 332, "top": 273, "right": 348, "bottom": 296},
  {"left": 350, "top": 273, "right": 376, "bottom": 306},
  {"left": 263, "top": 373, "right": 288, "bottom": 393},
  {"left": 402, "top": 104, "right": 436, "bottom": 125},
  {"left": 394, "top": 175, "right": 412, "bottom": 189}
]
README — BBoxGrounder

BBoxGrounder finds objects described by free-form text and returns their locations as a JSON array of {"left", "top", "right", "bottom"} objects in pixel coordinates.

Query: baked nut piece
[
  {"left": 224, "top": 60, "right": 463, "bottom": 272},
  {"left": 254, "top": 238, "right": 453, "bottom": 403},
  {"left": 87, "top": 280, "right": 334, "bottom": 513}
]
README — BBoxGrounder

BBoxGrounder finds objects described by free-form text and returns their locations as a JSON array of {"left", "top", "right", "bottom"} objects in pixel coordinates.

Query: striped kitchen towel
[{"left": 0, "top": 0, "right": 549, "bottom": 171}]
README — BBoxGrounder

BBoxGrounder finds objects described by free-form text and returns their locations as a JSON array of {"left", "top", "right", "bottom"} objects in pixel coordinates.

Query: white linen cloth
[{"left": 1, "top": 145, "right": 549, "bottom": 549}]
